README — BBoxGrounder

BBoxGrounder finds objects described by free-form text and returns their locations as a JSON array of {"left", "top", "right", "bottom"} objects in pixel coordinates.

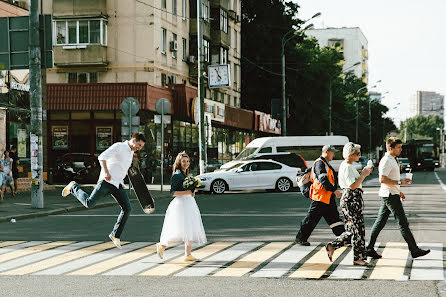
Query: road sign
[
  {"left": 121, "top": 97, "right": 140, "bottom": 115},
  {"left": 0, "top": 15, "right": 53, "bottom": 70},
  {"left": 155, "top": 98, "right": 171, "bottom": 115},
  {"left": 154, "top": 115, "right": 171, "bottom": 124},
  {"left": 121, "top": 116, "right": 140, "bottom": 126}
]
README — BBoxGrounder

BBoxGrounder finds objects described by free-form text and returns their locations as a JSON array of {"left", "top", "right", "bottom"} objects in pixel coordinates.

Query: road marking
[
  {"left": 68, "top": 243, "right": 155, "bottom": 275},
  {"left": 141, "top": 242, "right": 234, "bottom": 276},
  {"left": 330, "top": 243, "right": 380, "bottom": 280},
  {"left": 54, "top": 214, "right": 306, "bottom": 217},
  {"left": 176, "top": 242, "right": 264, "bottom": 277},
  {"left": 369, "top": 242, "right": 408, "bottom": 280},
  {"left": 289, "top": 246, "right": 347, "bottom": 279},
  {"left": 434, "top": 172, "right": 446, "bottom": 191},
  {"left": 1, "top": 242, "right": 118, "bottom": 275},
  {"left": 0, "top": 241, "right": 26, "bottom": 248},
  {"left": 0, "top": 241, "right": 100, "bottom": 273},
  {"left": 104, "top": 245, "right": 185, "bottom": 276},
  {"left": 0, "top": 241, "right": 48, "bottom": 255},
  {"left": 251, "top": 243, "right": 319, "bottom": 278},
  {"left": 213, "top": 242, "right": 291, "bottom": 277},
  {"left": 0, "top": 241, "right": 72, "bottom": 264},
  {"left": 410, "top": 243, "right": 444, "bottom": 280}
]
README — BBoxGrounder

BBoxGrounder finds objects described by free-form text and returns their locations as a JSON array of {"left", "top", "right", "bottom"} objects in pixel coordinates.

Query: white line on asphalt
[
  {"left": 410, "top": 243, "right": 444, "bottom": 281},
  {"left": 54, "top": 214, "right": 307, "bottom": 217},
  {"left": 434, "top": 172, "right": 446, "bottom": 192}
]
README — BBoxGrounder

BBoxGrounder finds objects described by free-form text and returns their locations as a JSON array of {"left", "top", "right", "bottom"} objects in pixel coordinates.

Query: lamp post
[
  {"left": 281, "top": 13, "right": 321, "bottom": 136},
  {"left": 437, "top": 127, "right": 445, "bottom": 167}
]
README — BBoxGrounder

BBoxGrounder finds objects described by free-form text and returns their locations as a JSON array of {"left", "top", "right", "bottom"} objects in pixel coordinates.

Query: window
[
  {"left": 233, "top": 28, "right": 237, "bottom": 50},
  {"left": 182, "top": 38, "right": 187, "bottom": 61},
  {"left": 162, "top": 0, "right": 166, "bottom": 9},
  {"left": 220, "top": 9, "right": 228, "bottom": 33},
  {"left": 233, "top": 63, "right": 238, "bottom": 90},
  {"left": 202, "top": 0, "right": 209, "bottom": 21},
  {"left": 257, "top": 162, "right": 281, "bottom": 171},
  {"left": 168, "top": 75, "right": 176, "bottom": 84},
  {"left": 259, "top": 147, "right": 272, "bottom": 153},
  {"left": 220, "top": 47, "right": 228, "bottom": 64},
  {"left": 172, "top": 33, "right": 177, "bottom": 58},
  {"left": 182, "top": 0, "right": 186, "bottom": 19},
  {"left": 67, "top": 72, "right": 98, "bottom": 83},
  {"left": 203, "top": 39, "right": 209, "bottom": 62},
  {"left": 161, "top": 28, "right": 167, "bottom": 54},
  {"left": 161, "top": 73, "right": 167, "bottom": 86},
  {"left": 54, "top": 19, "right": 107, "bottom": 46},
  {"left": 172, "top": 0, "right": 177, "bottom": 15}
]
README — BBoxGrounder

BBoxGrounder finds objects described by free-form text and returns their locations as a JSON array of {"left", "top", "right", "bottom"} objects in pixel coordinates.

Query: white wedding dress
[{"left": 160, "top": 194, "right": 207, "bottom": 246}]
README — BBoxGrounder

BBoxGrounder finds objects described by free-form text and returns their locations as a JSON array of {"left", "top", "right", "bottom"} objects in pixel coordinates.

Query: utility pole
[
  {"left": 281, "top": 48, "right": 287, "bottom": 136},
  {"left": 369, "top": 98, "right": 372, "bottom": 159},
  {"left": 29, "top": 0, "right": 44, "bottom": 208},
  {"left": 355, "top": 101, "right": 359, "bottom": 143},
  {"left": 328, "top": 80, "right": 332, "bottom": 135},
  {"left": 197, "top": 0, "right": 206, "bottom": 174}
]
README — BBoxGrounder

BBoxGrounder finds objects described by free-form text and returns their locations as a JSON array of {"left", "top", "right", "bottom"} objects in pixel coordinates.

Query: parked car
[
  {"left": 206, "top": 159, "right": 224, "bottom": 172},
  {"left": 399, "top": 157, "right": 411, "bottom": 172},
  {"left": 53, "top": 153, "right": 100, "bottom": 184},
  {"left": 197, "top": 160, "right": 300, "bottom": 194},
  {"left": 216, "top": 152, "right": 307, "bottom": 172}
]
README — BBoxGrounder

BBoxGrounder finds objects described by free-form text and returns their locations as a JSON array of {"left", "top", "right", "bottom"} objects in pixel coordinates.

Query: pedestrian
[
  {"left": 2, "top": 150, "right": 15, "bottom": 197},
  {"left": 156, "top": 151, "right": 207, "bottom": 261},
  {"left": 0, "top": 152, "right": 4, "bottom": 202},
  {"left": 366, "top": 137, "right": 430, "bottom": 259},
  {"left": 61, "top": 132, "right": 146, "bottom": 248},
  {"left": 9, "top": 145, "right": 19, "bottom": 195},
  {"left": 294, "top": 145, "right": 346, "bottom": 246},
  {"left": 325, "top": 142, "right": 372, "bottom": 266}
]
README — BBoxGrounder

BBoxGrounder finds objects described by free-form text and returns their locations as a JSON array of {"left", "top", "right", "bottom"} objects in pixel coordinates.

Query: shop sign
[
  {"left": 10, "top": 80, "right": 30, "bottom": 92},
  {"left": 52, "top": 126, "right": 68, "bottom": 149},
  {"left": 96, "top": 127, "right": 113, "bottom": 151},
  {"left": 191, "top": 97, "right": 225, "bottom": 123},
  {"left": 255, "top": 111, "right": 281, "bottom": 135},
  {"left": 17, "top": 128, "right": 27, "bottom": 158}
]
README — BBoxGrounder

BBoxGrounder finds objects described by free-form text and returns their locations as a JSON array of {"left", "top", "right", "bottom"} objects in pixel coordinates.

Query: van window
[
  {"left": 277, "top": 146, "right": 343, "bottom": 161},
  {"left": 258, "top": 147, "right": 272, "bottom": 153},
  {"left": 236, "top": 147, "right": 258, "bottom": 160}
]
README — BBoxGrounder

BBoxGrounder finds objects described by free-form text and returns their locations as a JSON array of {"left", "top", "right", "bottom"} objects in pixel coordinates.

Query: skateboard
[{"left": 128, "top": 166, "right": 155, "bottom": 214}]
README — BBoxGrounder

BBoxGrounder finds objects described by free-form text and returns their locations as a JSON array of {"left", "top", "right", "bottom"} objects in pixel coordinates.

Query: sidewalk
[{"left": 0, "top": 184, "right": 172, "bottom": 223}]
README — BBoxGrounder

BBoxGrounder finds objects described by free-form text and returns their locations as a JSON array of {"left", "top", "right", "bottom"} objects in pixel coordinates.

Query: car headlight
[{"left": 407, "top": 165, "right": 410, "bottom": 167}]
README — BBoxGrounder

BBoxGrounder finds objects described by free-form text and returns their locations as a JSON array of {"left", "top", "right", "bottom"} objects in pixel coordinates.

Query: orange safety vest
[{"left": 309, "top": 158, "right": 336, "bottom": 205}]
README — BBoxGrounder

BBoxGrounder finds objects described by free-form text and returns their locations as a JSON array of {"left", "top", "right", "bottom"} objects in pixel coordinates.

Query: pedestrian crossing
[{"left": 0, "top": 240, "right": 443, "bottom": 280}]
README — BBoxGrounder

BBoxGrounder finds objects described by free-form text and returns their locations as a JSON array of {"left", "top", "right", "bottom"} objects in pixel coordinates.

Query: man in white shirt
[
  {"left": 62, "top": 132, "right": 146, "bottom": 248},
  {"left": 366, "top": 137, "right": 430, "bottom": 259}
]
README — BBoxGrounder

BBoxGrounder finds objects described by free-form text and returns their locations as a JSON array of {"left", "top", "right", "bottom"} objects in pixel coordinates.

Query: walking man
[
  {"left": 62, "top": 132, "right": 146, "bottom": 248},
  {"left": 295, "top": 145, "right": 346, "bottom": 246},
  {"left": 366, "top": 137, "right": 430, "bottom": 259}
]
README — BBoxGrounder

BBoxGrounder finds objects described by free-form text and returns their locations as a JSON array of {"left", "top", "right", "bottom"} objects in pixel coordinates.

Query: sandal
[
  {"left": 325, "top": 243, "right": 334, "bottom": 262},
  {"left": 353, "top": 260, "right": 371, "bottom": 266}
]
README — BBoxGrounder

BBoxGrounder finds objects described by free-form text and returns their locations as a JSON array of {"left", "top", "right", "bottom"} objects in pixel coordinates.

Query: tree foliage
[{"left": 400, "top": 115, "right": 444, "bottom": 145}]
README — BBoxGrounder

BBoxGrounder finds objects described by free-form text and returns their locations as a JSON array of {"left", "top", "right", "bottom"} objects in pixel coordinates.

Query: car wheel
[
  {"left": 276, "top": 177, "right": 291, "bottom": 192},
  {"left": 211, "top": 179, "right": 227, "bottom": 194}
]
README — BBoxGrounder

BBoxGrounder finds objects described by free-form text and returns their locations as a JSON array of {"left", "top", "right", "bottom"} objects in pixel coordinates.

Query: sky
[{"left": 293, "top": 0, "right": 446, "bottom": 125}]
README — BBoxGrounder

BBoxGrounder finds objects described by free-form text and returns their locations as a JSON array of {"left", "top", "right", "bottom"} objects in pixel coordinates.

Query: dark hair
[
  {"left": 386, "top": 137, "right": 403, "bottom": 148},
  {"left": 10, "top": 145, "right": 17, "bottom": 151},
  {"left": 132, "top": 132, "right": 146, "bottom": 142}
]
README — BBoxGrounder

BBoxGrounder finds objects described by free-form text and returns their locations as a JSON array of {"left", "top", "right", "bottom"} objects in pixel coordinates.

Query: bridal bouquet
[{"left": 183, "top": 175, "right": 201, "bottom": 191}]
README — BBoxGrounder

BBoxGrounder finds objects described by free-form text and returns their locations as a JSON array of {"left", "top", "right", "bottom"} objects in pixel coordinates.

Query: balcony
[
  {"left": 211, "top": 29, "right": 230, "bottom": 47},
  {"left": 189, "top": 19, "right": 211, "bottom": 39},
  {"left": 53, "top": 45, "right": 108, "bottom": 67},
  {"left": 210, "top": 0, "right": 229, "bottom": 10},
  {"left": 53, "top": 0, "right": 107, "bottom": 18}
]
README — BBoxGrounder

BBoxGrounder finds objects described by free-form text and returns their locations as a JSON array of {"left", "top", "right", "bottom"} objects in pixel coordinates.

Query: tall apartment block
[{"left": 409, "top": 91, "right": 444, "bottom": 118}]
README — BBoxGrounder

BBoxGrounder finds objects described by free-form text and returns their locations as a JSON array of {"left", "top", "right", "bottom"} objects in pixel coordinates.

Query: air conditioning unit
[
  {"left": 187, "top": 55, "right": 196, "bottom": 64},
  {"left": 170, "top": 40, "right": 178, "bottom": 51},
  {"left": 235, "top": 15, "right": 241, "bottom": 23}
]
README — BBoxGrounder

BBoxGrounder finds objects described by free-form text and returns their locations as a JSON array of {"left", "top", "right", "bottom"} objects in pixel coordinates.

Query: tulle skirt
[{"left": 160, "top": 194, "right": 207, "bottom": 246}]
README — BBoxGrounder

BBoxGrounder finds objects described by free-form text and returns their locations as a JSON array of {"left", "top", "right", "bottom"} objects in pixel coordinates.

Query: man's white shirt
[
  {"left": 378, "top": 152, "right": 400, "bottom": 197},
  {"left": 97, "top": 141, "right": 134, "bottom": 189}
]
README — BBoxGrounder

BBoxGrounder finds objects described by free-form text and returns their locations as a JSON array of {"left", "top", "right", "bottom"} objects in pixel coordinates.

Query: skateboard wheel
[{"left": 143, "top": 206, "right": 155, "bottom": 214}]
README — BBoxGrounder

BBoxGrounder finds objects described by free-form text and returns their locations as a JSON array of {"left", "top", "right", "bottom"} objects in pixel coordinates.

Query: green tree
[{"left": 400, "top": 115, "right": 444, "bottom": 145}]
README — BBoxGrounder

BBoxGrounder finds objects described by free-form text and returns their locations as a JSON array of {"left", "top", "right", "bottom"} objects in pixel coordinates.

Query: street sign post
[
  {"left": 155, "top": 98, "right": 171, "bottom": 192},
  {"left": 120, "top": 97, "right": 140, "bottom": 140}
]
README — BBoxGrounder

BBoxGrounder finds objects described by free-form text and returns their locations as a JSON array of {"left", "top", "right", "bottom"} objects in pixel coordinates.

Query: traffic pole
[
  {"left": 197, "top": 0, "right": 206, "bottom": 175},
  {"left": 29, "top": 0, "right": 44, "bottom": 208}
]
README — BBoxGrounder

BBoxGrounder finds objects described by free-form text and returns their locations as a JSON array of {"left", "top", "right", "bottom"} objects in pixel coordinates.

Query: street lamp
[
  {"left": 281, "top": 12, "right": 321, "bottom": 136},
  {"left": 436, "top": 127, "right": 445, "bottom": 167},
  {"left": 328, "top": 61, "right": 360, "bottom": 135}
]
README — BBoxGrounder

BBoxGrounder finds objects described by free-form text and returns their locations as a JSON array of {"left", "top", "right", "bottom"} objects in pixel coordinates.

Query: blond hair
[{"left": 172, "top": 151, "right": 190, "bottom": 175}]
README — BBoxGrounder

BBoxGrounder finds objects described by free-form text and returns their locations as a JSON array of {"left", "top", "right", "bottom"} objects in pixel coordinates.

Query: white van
[{"left": 220, "top": 135, "right": 349, "bottom": 171}]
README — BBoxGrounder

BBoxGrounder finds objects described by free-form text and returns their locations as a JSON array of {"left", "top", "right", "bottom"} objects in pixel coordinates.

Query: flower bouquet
[{"left": 183, "top": 175, "right": 201, "bottom": 191}]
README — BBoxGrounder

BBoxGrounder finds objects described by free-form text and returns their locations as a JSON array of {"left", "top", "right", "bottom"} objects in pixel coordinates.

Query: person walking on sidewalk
[
  {"left": 366, "top": 137, "right": 430, "bottom": 259},
  {"left": 325, "top": 142, "right": 372, "bottom": 266},
  {"left": 9, "top": 146, "right": 19, "bottom": 195},
  {"left": 156, "top": 151, "right": 207, "bottom": 261},
  {"left": 2, "top": 150, "right": 15, "bottom": 197},
  {"left": 61, "top": 132, "right": 146, "bottom": 248},
  {"left": 294, "top": 145, "right": 346, "bottom": 246}
]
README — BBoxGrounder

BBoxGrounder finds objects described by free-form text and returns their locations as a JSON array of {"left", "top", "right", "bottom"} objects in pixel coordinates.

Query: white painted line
[
  {"left": 434, "top": 172, "right": 446, "bottom": 192},
  {"left": 55, "top": 214, "right": 306, "bottom": 217},
  {"left": 0, "top": 241, "right": 48, "bottom": 255},
  {"left": 251, "top": 243, "right": 319, "bottom": 278},
  {"left": 176, "top": 242, "right": 263, "bottom": 277},
  {"left": 35, "top": 242, "right": 148, "bottom": 275},
  {"left": 410, "top": 243, "right": 444, "bottom": 281},
  {"left": 103, "top": 245, "right": 185, "bottom": 276},
  {"left": 0, "top": 241, "right": 100, "bottom": 273}
]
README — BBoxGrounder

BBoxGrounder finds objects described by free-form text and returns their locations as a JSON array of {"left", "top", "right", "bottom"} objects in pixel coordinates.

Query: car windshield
[{"left": 235, "top": 147, "right": 258, "bottom": 160}]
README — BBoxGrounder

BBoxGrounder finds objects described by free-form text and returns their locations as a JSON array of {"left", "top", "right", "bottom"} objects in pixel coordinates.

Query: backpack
[{"left": 296, "top": 167, "right": 312, "bottom": 198}]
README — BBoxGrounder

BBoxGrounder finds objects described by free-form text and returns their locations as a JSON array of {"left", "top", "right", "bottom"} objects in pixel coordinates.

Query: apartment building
[
  {"left": 306, "top": 27, "right": 369, "bottom": 83},
  {"left": 409, "top": 91, "right": 444, "bottom": 118}
]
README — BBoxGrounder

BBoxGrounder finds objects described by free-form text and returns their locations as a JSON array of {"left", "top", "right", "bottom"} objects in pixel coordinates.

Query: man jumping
[{"left": 62, "top": 132, "right": 146, "bottom": 248}]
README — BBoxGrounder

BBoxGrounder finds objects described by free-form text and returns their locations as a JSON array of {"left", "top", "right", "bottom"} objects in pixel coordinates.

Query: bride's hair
[{"left": 172, "top": 151, "right": 190, "bottom": 176}]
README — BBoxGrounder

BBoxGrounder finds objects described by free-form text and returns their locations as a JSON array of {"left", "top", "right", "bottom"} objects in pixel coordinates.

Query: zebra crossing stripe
[
  {"left": 410, "top": 243, "right": 444, "bottom": 281},
  {"left": 0, "top": 241, "right": 101, "bottom": 274},
  {"left": 1, "top": 242, "right": 119, "bottom": 275},
  {"left": 0, "top": 241, "right": 73, "bottom": 264},
  {"left": 176, "top": 242, "right": 264, "bottom": 277},
  {"left": 68, "top": 243, "right": 155, "bottom": 275},
  {"left": 140, "top": 242, "right": 235, "bottom": 276},
  {"left": 289, "top": 246, "right": 347, "bottom": 279},
  {"left": 330, "top": 243, "right": 380, "bottom": 280},
  {"left": 0, "top": 241, "right": 26, "bottom": 248},
  {"left": 104, "top": 245, "right": 185, "bottom": 276},
  {"left": 251, "top": 243, "right": 319, "bottom": 278},
  {"left": 369, "top": 242, "right": 408, "bottom": 280},
  {"left": 213, "top": 242, "right": 291, "bottom": 277},
  {"left": 0, "top": 241, "right": 48, "bottom": 255}
]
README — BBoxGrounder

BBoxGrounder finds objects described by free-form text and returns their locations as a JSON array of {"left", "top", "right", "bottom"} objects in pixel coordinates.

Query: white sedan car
[{"left": 197, "top": 160, "right": 300, "bottom": 194}]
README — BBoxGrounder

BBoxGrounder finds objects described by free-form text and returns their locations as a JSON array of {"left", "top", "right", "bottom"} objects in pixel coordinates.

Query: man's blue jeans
[{"left": 71, "top": 180, "right": 132, "bottom": 238}]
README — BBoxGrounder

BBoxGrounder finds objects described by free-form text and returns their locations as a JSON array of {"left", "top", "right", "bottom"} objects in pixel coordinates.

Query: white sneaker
[
  {"left": 61, "top": 181, "right": 76, "bottom": 197},
  {"left": 109, "top": 234, "right": 122, "bottom": 249},
  {"left": 156, "top": 243, "right": 165, "bottom": 259}
]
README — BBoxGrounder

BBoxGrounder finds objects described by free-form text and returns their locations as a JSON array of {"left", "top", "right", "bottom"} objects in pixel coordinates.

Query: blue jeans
[{"left": 71, "top": 180, "right": 132, "bottom": 238}]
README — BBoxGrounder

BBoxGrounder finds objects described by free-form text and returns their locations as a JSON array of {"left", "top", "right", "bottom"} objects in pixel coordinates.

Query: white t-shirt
[
  {"left": 97, "top": 141, "right": 134, "bottom": 189},
  {"left": 378, "top": 152, "right": 400, "bottom": 197},
  {"left": 338, "top": 160, "right": 361, "bottom": 189}
]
